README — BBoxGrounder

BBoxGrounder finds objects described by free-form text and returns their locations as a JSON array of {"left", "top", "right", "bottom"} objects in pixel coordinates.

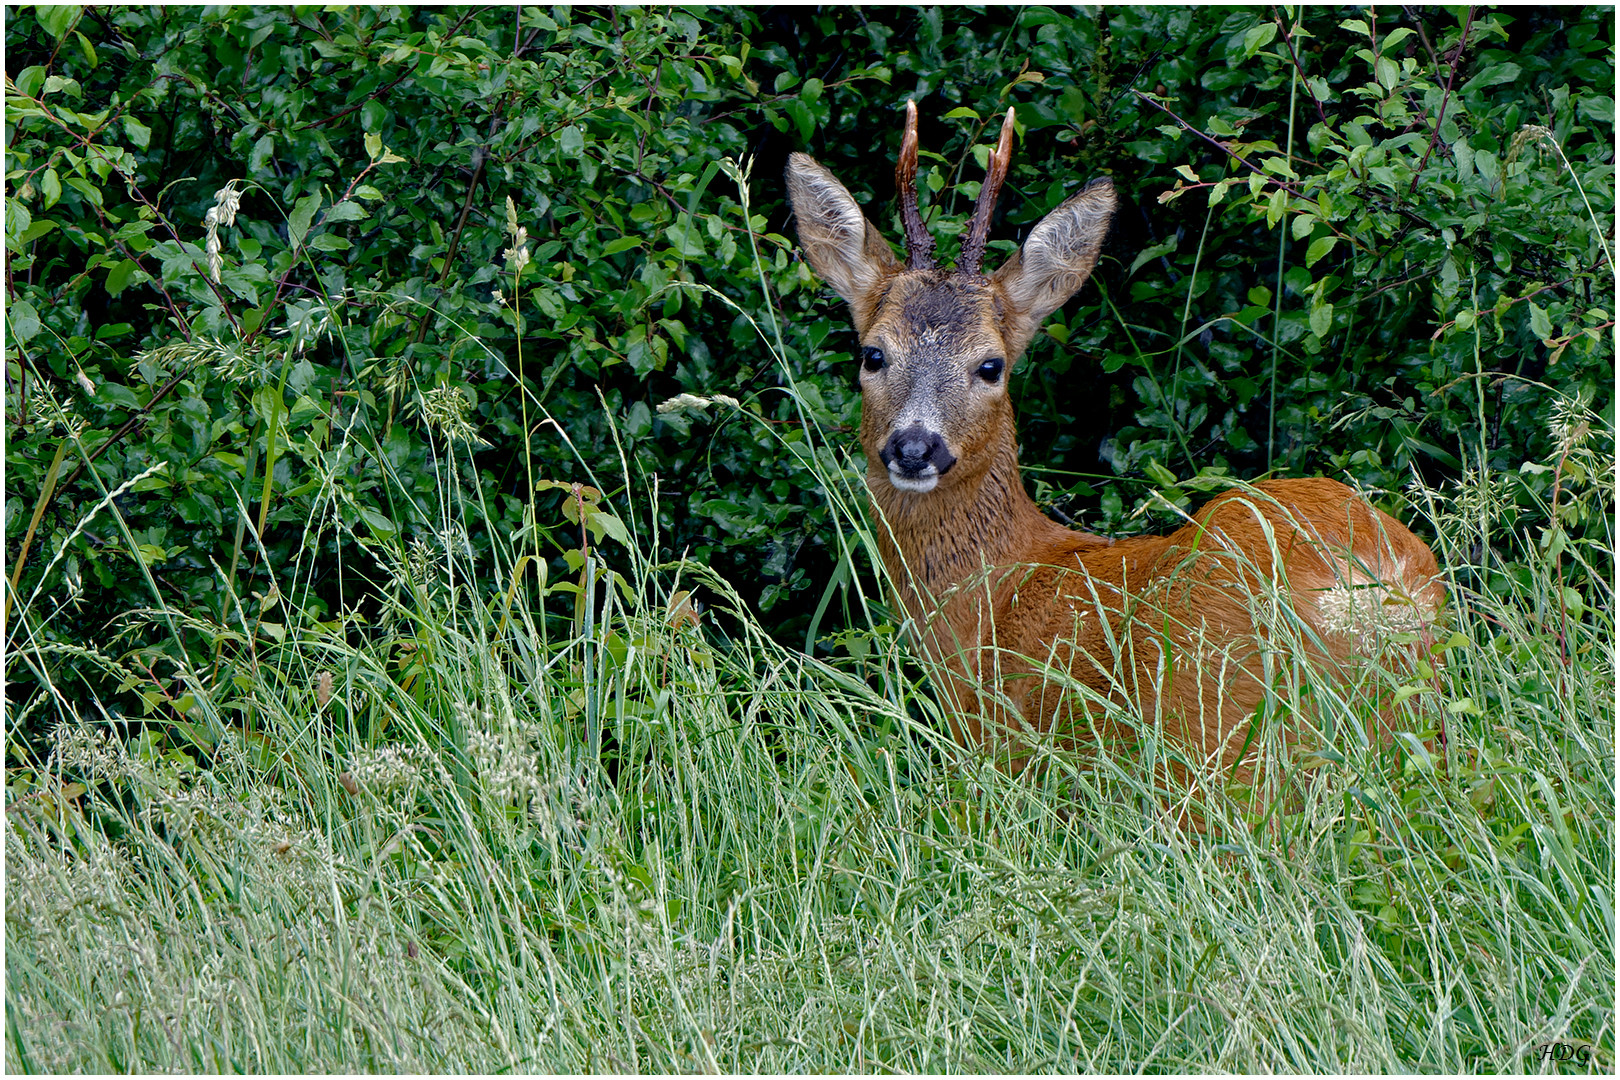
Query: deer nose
[{"left": 880, "top": 424, "right": 956, "bottom": 480}]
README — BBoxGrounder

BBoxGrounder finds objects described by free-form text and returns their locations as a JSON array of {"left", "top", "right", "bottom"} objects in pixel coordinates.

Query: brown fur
[{"left": 785, "top": 130, "right": 1442, "bottom": 784}]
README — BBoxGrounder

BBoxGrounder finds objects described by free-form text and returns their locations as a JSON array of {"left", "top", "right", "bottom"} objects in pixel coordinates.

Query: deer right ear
[
  {"left": 786, "top": 153, "right": 900, "bottom": 328},
  {"left": 992, "top": 178, "right": 1117, "bottom": 358}
]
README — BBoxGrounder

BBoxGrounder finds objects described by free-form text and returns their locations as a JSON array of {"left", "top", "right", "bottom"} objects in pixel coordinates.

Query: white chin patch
[{"left": 887, "top": 468, "right": 939, "bottom": 494}]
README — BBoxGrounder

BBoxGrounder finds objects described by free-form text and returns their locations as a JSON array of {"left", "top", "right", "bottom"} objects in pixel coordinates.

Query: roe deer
[{"left": 786, "top": 103, "right": 1443, "bottom": 781}]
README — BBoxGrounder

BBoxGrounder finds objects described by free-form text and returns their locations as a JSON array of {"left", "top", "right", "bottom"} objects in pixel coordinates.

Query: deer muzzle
[{"left": 880, "top": 423, "right": 957, "bottom": 493}]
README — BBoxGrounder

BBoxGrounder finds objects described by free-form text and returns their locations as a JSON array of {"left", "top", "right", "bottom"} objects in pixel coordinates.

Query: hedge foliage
[{"left": 5, "top": 6, "right": 1613, "bottom": 730}]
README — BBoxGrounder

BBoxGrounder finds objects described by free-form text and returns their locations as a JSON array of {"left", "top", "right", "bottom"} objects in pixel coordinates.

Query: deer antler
[
  {"left": 896, "top": 100, "right": 936, "bottom": 271},
  {"left": 958, "top": 107, "right": 1016, "bottom": 275}
]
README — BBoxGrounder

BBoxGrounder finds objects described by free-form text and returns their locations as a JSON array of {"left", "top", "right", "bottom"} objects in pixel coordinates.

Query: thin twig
[
  {"left": 1132, "top": 91, "right": 1309, "bottom": 200},
  {"left": 295, "top": 8, "right": 474, "bottom": 130},
  {"left": 1272, "top": 7, "right": 1329, "bottom": 126},
  {"left": 1409, "top": 7, "right": 1475, "bottom": 195},
  {"left": 409, "top": 136, "right": 493, "bottom": 348},
  {"left": 54, "top": 362, "right": 197, "bottom": 499},
  {"left": 296, "top": 69, "right": 413, "bottom": 130},
  {"left": 1427, "top": 274, "right": 1580, "bottom": 341},
  {"left": 1402, "top": 6, "right": 1443, "bottom": 71}
]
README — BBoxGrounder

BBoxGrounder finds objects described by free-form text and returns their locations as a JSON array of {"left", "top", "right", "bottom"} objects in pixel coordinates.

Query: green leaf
[
  {"left": 1144, "top": 460, "right": 1179, "bottom": 487},
  {"left": 323, "top": 200, "right": 368, "bottom": 222},
  {"left": 1309, "top": 301, "right": 1333, "bottom": 338},
  {"left": 1129, "top": 236, "right": 1177, "bottom": 277},
  {"left": 559, "top": 125, "right": 584, "bottom": 158},
  {"left": 123, "top": 115, "right": 152, "bottom": 149},
  {"left": 249, "top": 134, "right": 276, "bottom": 176},
  {"left": 9, "top": 299, "right": 41, "bottom": 342},
  {"left": 1462, "top": 63, "right": 1521, "bottom": 93},
  {"left": 64, "top": 176, "right": 101, "bottom": 206},
  {"left": 41, "top": 169, "right": 62, "bottom": 209},
  {"left": 1528, "top": 301, "right": 1554, "bottom": 340},
  {"left": 6, "top": 199, "right": 33, "bottom": 245},
  {"left": 288, "top": 193, "right": 321, "bottom": 250},
  {"left": 358, "top": 507, "right": 396, "bottom": 539},
  {"left": 1577, "top": 94, "right": 1614, "bottom": 125},
  {"left": 585, "top": 507, "right": 631, "bottom": 548},
  {"left": 602, "top": 236, "right": 643, "bottom": 255},
  {"left": 1243, "top": 22, "right": 1278, "bottom": 59},
  {"left": 942, "top": 107, "right": 979, "bottom": 120},
  {"left": 73, "top": 29, "right": 97, "bottom": 68},
  {"left": 14, "top": 65, "right": 47, "bottom": 98},
  {"left": 106, "top": 258, "right": 145, "bottom": 296},
  {"left": 1379, "top": 27, "right": 1414, "bottom": 53},
  {"left": 1265, "top": 186, "right": 1286, "bottom": 227},
  {"left": 42, "top": 75, "right": 82, "bottom": 99},
  {"left": 18, "top": 218, "right": 58, "bottom": 246},
  {"left": 37, "top": 5, "right": 78, "bottom": 40},
  {"left": 1304, "top": 235, "right": 1338, "bottom": 267}
]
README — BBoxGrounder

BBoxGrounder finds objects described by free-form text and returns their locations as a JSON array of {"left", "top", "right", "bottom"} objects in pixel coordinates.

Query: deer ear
[
  {"left": 786, "top": 153, "right": 900, "bottom": 329},
  {"left": 992, "top": 178, "right": 1116, "bottom": 357}
]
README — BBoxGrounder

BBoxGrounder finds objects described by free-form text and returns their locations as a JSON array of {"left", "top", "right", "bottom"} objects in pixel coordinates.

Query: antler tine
[
  {"left": 958, "top": 107, "right": 1017, "bottom": 275},
  {"left": 895, "top": 100, "right": 936, "bottom": 270}
]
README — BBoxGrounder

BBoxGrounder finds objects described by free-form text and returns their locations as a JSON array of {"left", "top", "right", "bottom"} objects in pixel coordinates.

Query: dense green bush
[{"left": 5, "top": 6, "right": 1613, "bottom": 732}]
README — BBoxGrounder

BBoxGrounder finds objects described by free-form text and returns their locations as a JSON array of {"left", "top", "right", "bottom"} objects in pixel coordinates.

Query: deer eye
[
  {"left": 861, "top": 346, "right": 886, "bottom": 372},
  {"left": 976, "top": 357, "right": 1005, "bottom": 383}
]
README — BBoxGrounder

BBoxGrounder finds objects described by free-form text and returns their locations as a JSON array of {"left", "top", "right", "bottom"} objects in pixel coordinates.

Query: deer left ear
[
  {"left": 992, "top": 178, "right": 1116, "bottom": 357},
  {"left": 786, "top": 153, "right": 901, "bottom": 331}
]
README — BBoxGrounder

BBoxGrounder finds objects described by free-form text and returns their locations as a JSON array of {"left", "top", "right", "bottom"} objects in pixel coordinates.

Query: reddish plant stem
[
  {"left": 1409, "top": 6, "right": 1475, "bottom": 195},
  {"left": 1271, "top": 7, "right": 1329, "bottom": 126}
]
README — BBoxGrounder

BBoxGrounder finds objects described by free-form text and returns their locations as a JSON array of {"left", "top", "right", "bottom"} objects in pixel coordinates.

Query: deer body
[{"left": 788, "top": 105, "right": 1442, "bottom": 771}]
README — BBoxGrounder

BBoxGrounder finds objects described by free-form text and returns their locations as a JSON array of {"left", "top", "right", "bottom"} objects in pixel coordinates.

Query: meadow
[{"left": 7, "top": 371, "right": 1613, "bottom": 1071}]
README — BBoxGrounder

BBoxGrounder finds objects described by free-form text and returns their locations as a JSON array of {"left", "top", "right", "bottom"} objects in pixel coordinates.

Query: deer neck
[{"left": 869, "top": 429, "right": 1054, "bottom": 604}]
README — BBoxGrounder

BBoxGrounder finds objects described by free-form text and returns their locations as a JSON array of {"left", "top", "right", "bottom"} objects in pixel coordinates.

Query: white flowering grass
[{"left": 7, "top": 460, "right": 1613, "bottom": 1072}]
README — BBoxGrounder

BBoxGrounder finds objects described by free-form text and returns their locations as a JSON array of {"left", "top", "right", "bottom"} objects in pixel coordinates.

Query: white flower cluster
[
  {"left": 203, "top": 180, "right": 242, "bottom": 283},
  {"left": 5, "top": 832, "right": 130, "bottom": 938},
  {"left": 656, "top": 392, "right": 742, "bottom": 416},
  {"left": 349, "top": 744, "right": 423, "bottom": 794},
  {"left": 1314, "top": 581, "right": 1428, "bottom": 644},
  {"left": 1450, "top": 467, "right": 1511, "bottom": 532},
  {"left": 398, "top": 534, "right": 440, "bottom": 592},
  {"left": 466, "top": 709, "right": 546, "bottom": 806},
  {"left": 460, "top": 700, "right": 596, "bottom": 848},
  {"left": 503, "top": 196, "right": 531, "bottom": 273},
  {"left": 1548, "top": 392, "right": 1596, "bottom": 457},
  {"left": 50, "top": 721, "right": 129, "bottom": 780},
  {"left": 415, "top": 384, "right": 490, "bottom": 448},
  {"left": 27, "top": 384, "right": 87, "bottom": 437}
]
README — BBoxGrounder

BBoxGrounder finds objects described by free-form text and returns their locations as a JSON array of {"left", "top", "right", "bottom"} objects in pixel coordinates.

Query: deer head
[{"left": 786, "top": 102, "right": 1116, "bottom": 497}]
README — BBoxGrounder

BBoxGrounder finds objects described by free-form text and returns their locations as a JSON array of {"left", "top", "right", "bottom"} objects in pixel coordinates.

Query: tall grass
[{"left": 6, "top": 167, "right": 1614, "bottom": 1073}]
